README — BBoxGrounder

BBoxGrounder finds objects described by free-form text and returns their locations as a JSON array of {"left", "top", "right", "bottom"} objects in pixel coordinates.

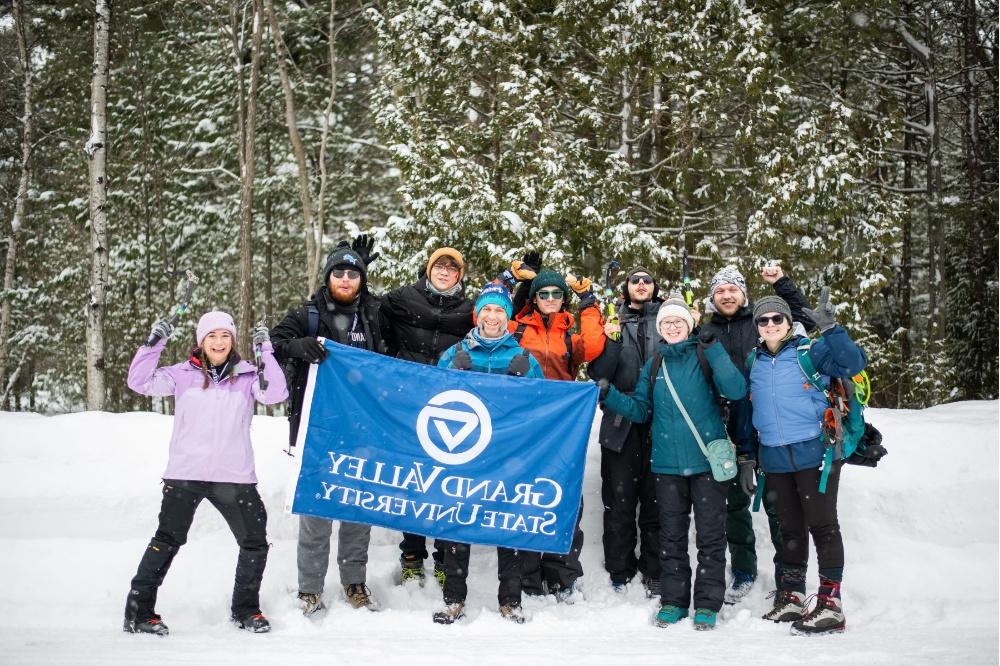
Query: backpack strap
[
  {"left": 306, "top": 303, "right": 320, "bottom": 338},
  {"left": 565, "top": 330, "right": 574, "bottom": 375},
  {"left": 512, "top": 322, "right": 527, "bottom": 342}
]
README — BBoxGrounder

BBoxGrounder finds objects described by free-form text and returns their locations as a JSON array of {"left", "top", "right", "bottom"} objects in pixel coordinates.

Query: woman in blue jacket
[
  {"left": 433, "top": 283, "right": 543, "bottom": 626},
  {"left": 600, "top": 296, "right": 746, "bottom": 631},
  {"left": 747, "top": 290, "right": 866, "bottom": 636}
]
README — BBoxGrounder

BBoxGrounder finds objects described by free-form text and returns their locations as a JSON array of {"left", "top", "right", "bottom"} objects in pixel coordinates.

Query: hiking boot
[
  {"left": 724, "top": 570, "right": 756, "bottom": 605},
  {"left": 762, "top": 590, "right": 806, "bottom": 622},
  {"left": 610, "top": 580, "right": 628, "bottom": 594},
  {"left": 432, "top": 563, "right": 446, "bottom": 590},
  {"left": 344, "top": 583, "right": 380, "bottom": 611},
  {"left": 399, "top": 555, "right": 426, "bottom": 586},
  {"left": 232, "top": 612, "right": 271, "bottom": 633},
  {"left": 297, "top": 592, "right": 326, "bottom": 617},
  {"left": 642, "top": 577, "right": 661, "bottom": 600},
  {"left": 432, "top": 602, "right": 465, "bottom": 625},
  {"left": 553, "top": 584, "right": 576, "bottom": 605},
  {"left": 693, "top": 608, "right": 717, "bottom": 631},
  {"left": 499, "top": 601, "right": 526, "bottom": 624},
  {"left": 123, "top": 613, "right": 169, "bottom": 636},
  {"left": 654, "top": 605, "right": 689, "bottom": 627},
  {"left": 791, "top": 595, "right": 846, "bottom": 636}
]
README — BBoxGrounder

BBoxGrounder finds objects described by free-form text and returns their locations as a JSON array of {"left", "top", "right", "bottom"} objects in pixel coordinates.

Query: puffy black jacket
[
  {"left": 271, "top": 287, "right": 391, "bottom": 446},
  {"left": 588, "top": 301, "right": 662, "bottom": 452},
  {"left": 380, "top": 278, "right": 473, "bottom": 366}
]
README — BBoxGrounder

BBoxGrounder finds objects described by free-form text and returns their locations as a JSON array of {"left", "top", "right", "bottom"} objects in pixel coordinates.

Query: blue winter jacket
[
  {"left": 749, "top": 326, "right": 867, "bottom": 473},
  {"left": 602, "top": 337, "right": 747, "bottom": 476},
  {"left": 438, "top": 328, "right": 544, "bottom": 378}
]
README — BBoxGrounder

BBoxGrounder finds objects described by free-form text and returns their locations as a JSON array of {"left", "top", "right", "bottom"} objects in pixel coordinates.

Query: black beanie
[
  {"left": 322, "top": 243, "right": 367, "bottom": 287},
  {"left": 621, "top": 266, "right": 660, "bottom": 304}
]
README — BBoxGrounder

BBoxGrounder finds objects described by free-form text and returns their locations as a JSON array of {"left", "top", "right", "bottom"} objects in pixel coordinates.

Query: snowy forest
[{"left": 0, "top": 0, "right": 996, "bottom": 414}]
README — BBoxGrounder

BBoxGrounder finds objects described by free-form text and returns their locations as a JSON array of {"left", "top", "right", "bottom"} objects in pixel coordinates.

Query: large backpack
[{"left": 747, "top": 338, "right": 886, "bottom": 494}]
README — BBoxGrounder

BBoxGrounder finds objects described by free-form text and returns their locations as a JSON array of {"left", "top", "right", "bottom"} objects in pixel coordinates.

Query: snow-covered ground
[{"left": 0, "top": 402, "right": 997, "bottom": 665}]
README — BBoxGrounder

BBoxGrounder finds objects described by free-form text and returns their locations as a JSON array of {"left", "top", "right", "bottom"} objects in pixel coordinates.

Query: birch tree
[{"left": 85, "top": 0, "right": 112, "bottom": 411}]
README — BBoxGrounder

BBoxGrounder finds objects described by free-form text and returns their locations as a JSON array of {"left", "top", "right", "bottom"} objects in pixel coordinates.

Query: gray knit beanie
[
  {"left": 752, "top": 296, "right": 792, "bottom": 323},
  {"left": 708, "top": 266, "right": 749, "bottom": 304}
]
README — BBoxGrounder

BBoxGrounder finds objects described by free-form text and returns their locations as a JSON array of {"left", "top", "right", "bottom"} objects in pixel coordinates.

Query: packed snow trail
[{"left": 0, "top": 402, "right": 996, "bottom": 664}]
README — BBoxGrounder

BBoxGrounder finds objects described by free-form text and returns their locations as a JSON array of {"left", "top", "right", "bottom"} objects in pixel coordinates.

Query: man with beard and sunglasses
[
  {"left": 271, "top": 238, "right": 393, "bottom": 616},
  {"left": 587, "top": 267, "right": 664, "bottom": 598},
  {"left": 698, "top": 263, "right": 815, "bottom": 605}
]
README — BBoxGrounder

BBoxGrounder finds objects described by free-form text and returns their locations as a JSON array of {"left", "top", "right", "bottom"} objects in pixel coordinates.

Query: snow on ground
[{"left": 0, "top": 402, "right": 997, "bottom": 665}]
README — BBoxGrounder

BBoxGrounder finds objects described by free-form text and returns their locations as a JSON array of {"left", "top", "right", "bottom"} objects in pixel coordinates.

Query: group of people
[{"left": 121, "top": 235, "right": 866, "bottom": 639}]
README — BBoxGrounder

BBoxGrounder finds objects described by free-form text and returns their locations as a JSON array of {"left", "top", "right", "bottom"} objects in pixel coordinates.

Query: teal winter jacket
[{"left": 602, "top": 336, "right": 747, "bottom": 476}]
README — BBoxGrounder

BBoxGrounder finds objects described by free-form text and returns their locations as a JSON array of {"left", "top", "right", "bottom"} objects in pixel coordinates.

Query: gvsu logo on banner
[{"left": 288, "top": 340, "right": 597, "bottom": 554}]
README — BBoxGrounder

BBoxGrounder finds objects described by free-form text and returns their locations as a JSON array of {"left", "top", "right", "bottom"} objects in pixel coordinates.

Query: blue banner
[{"left": 289, "top": 340, "right": 597, "bottom": 554}]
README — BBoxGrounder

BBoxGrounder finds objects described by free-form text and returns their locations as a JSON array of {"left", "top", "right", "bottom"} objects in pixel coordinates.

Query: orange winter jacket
[{"left": 509, "top": 305, "right": 606, "bottom": 380}]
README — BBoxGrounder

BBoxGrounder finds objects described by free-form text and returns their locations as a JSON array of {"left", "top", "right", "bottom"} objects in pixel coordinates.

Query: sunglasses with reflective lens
[
  {"left": 536, "top": 289, "right": 564, "bottom": 300},
  {"left": 331, "top": 268, "right": 361, "bottom": 280},
  {"left": 755, "top": 314, "right": 787, "bottom": 327},
  {"left": 628, "top": 275, "right": 654, "bottom": 285}
]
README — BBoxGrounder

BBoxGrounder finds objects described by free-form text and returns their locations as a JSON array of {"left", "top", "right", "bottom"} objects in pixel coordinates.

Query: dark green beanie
[{"left": 528, "top": 269, "right": 569, "bottom": 299}]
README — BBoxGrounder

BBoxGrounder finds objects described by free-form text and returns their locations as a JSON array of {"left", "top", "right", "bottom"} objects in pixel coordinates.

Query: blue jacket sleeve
[
  {"left": 703, "top": 341, "right": 747, "bottom": 400},
  {"left": 809, "top": 326, "right": 867, "bottom": 377},
  {"left": 602, "top": 357, "right": 654, "bottom": 425},
  {"left": 526, "top": 356, "right": 545, "bottom": 379},
  {"left": 437, "top": 343, "right": 459, "bottom": 369}
]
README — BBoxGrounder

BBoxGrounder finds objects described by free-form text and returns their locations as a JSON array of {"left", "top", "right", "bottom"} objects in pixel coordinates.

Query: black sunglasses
[
  {"left": 755, "top": 314, "right": 787, "bottom": 327},
  {"left": 331, "top": 268, "right": 361, "bottom": 280},
  {"left": 628, "top": 275, "right": 654, "bottom": 285}
]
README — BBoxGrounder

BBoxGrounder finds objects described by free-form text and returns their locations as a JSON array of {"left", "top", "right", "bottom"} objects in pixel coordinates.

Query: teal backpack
[{"left": 747, "top": 338, "right": 885, "bottom": 497}]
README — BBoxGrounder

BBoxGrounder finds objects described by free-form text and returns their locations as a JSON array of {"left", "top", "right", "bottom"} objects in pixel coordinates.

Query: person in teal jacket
[
  {"left": 433, "top": 282, "right": 543, "bottom": 626},
  {"left": 599, "top": 295, "right": 746, "bottom": 631}
]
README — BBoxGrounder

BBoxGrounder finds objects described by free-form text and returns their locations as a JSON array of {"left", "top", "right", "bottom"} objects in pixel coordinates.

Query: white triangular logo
[{"left": 431, "top": 410, "right": 478, "bottom": 451}]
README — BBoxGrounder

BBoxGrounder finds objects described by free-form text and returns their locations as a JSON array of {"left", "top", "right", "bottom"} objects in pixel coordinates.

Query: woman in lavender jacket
[{"left": 122, "top": 311, "right": 287, "bottom": 637}]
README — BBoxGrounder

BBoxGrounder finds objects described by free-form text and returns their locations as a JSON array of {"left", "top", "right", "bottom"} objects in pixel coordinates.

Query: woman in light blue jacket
[{"left": 747, "top": 291, "right": 865, "bottom": 637}]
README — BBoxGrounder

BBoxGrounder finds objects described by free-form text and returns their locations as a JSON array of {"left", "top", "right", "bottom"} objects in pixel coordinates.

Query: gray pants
[{"left": 297, "top": 515, "right": 371, "bottom": 593}]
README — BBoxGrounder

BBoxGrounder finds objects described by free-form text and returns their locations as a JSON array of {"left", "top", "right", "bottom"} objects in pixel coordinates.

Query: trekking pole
[
  {"left": 145, "top": 270, "right": 198, "bottom": 346},
  {"left": 253, "top": 316, "right": 269, "bottom": 392},
  {"left": 603, "top": 259, "right": 621, "bottom": 341}
]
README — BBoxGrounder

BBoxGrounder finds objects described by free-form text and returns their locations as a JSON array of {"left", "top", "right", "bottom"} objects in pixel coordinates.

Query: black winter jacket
[
  {"left": 699, "top": 275, "right": 815, "bottom": 455},
  {"left": 380, "top": 278, "right": 473, "bottom": 366},
  {"left": 271, "top": 287, "right": 391, "bottom": 446},
  {"left": 588, "top": 301, "right": 662, "bottom": 453}
]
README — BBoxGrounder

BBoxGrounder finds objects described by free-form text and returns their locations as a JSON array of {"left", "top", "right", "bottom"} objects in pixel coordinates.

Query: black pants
[
  {"left": 521, "top": 503, "right": 584, "bottom": 594},
  {"left": 601, "top": 426, "right": 659, "bottom": 584},
  {"left": 399, "top": 532, "right": 444, "bottom": 567},
  {"left": 439, "top": 540, "right": 522, "bottom": 606},
  {"left": 655, "top": 472, "right": 728, "bottom": 612},
  {"left": 126, "top": 480, "right": 269, "bottom": 622},
  {"left": 766, "top": 462, "right": 844, "bottom": 592},
  {"left": 725, "top": 475, "right": 782, "bottom": 579}
]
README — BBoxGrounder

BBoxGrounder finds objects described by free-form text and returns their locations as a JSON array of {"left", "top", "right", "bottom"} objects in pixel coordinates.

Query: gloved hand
[
  {"left": 697, "top": 328, "right": 717, "bottom": 346},
  {"left": 596, "top": 378, "right": 610, "bottom": 401},
  {"left": 509, "top": 260, "right": 537, "bottom": 282},
  {"left": 507, "top": 352, "right": 531, "bottom": 377},
  {"left": 738, "top": 456, "right": 757, "bottom": 497},
  {"left": 452, "top": 349, "right": 473, "bottom": 370},
  {"left": 802, "top": 286, "right": 837, "bottom": 333},
  {"left": 565, "top": 274, "right": 593, "bottom": 294},
  {"left": 252, "top": 326, "right": 270, "bottom": 347},
  {"left": 521, "top": 251, "right": 541, "bottom": 274},
  {"left": 351, "top": 233, "right": 380, "bottom": 266},
  {"left": 285, "top": 337, "right": 328, "bottom": 363},
  {"left": 148, "top": 319, "right": 174, "bottom": 344},
  {"left": 577, "top": 290, "right": 597, "bottom": 309}
]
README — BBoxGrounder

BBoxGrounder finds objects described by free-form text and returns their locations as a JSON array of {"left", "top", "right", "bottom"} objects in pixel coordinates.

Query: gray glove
[
  {"left": 252, "top": 326, "right": 270, "bottom": 347},
  {"left": 803, "top": 286, "right": 837, "bottom": 333},
  {"left": 596, "top": 378, "right": 610, "bottom": 401},
  {"left": 149, "top": 319, "right": 174, "bottom": 344},
  {"left": 738, "top": 458, "right": 757, "bottom": 497},
  {"left": 452, "top": 349, "right": 473, "bottom": 370}
]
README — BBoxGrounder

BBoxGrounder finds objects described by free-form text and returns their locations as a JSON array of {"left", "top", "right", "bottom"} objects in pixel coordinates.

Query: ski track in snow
[{"left": 0, "top": 402, "right": 997, "bottom": 665}]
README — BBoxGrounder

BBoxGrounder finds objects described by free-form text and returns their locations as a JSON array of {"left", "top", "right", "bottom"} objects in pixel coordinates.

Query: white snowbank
[{"left": 0, "top": 402, "right": 996, "bottom": 664}]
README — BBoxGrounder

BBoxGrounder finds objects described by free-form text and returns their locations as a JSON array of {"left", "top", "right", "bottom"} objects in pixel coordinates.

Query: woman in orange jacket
[{"left": 507, "top": 265, "right": 607, "bottom": 601}]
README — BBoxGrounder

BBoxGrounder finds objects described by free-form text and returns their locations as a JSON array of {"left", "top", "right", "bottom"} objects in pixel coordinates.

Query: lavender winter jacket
[{"left": 127, "top": 339, "right": 288, "bottom": 483}]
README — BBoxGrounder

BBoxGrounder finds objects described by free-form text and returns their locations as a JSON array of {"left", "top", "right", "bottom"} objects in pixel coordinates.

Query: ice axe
[
  {"left": 145, "top": 270, "right": 198, "bottom": 346},
  {"left": 253, "top": 316, "right": 269, "bottom": 392},
  {"left": 603, "top": 259, "right": 621, "bottom": 341}
]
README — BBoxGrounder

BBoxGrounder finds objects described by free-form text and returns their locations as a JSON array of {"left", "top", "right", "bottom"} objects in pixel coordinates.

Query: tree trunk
[
  {"left": 85, "top": 0, "right": 112, "bottom": 411},
  {"left": 314, "top": 0, "right": 339, "bottom": 286},
  {"left": 0, "top": 0, "right": 33, "bottom": 404},
  {"left": 231, "top": 0, "right": 264, "bottom": 355}
]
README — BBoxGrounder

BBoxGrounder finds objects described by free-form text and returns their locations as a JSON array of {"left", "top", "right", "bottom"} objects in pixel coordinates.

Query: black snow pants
[
  {"left": 601, "top": 425, "right": 660, "bottom": 584},
  {"left": 125, "top": 480, "right": 269, "bottom": 622},
  {"left": 655, "top": 472, "right": 728, "bottom": 612},
  {"left": 520, "top": 502, "right": 584, "bottom": 594},
  {"left": 399, "top": 532, "right": 444, "bottom": 568},
  {"left": 439, "top": 540, "right": 522, "bottom": 606}
]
